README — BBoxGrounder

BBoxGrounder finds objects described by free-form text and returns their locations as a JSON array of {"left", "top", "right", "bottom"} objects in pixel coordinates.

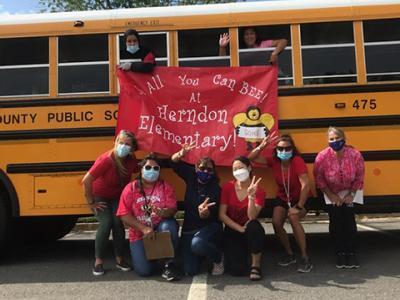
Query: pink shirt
[
  {"left": 117, "top": 180, "right": 177, "bottom": 242},
  {"left": 313, "top": 146, "right": 364, "bottom": 193},
  {"left": 258, "top": 40, "right": 273, "bottom": 48}
]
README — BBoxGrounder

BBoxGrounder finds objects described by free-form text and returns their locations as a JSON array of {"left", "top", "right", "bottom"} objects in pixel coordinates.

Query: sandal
[{"left": 249, "top": 266, "right": 262, "bottom": 281}]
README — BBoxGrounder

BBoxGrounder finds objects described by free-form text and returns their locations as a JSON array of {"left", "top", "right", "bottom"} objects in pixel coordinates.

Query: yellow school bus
[{"left": 0, "top": 0, "right": 399, "bottom": 246}]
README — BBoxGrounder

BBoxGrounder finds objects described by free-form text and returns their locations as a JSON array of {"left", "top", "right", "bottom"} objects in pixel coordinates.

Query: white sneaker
[{"left": 211, "top": 255, "right": 224, "bottom": 275}]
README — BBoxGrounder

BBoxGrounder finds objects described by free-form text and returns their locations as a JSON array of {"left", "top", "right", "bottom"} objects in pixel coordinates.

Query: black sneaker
[
  {"left": 346, "top": 253, "right": 360, "bottom": 269},
  {"left": 162, "top": 263, "right": 180, "bottom": 282},
  {"left": 92, "top": 264, "right": 105, "bottom": 276},
  {"left": 336, "top": 252, "right": 346, "bottom": 269},
  {"left": 278, "top": 254, "right": 296, "bottom": 267},
  {"left": 116, "top": 260, "right": 132, "bottom": 272},
  {"left": 297, "top": 257, "right": 313, "bottom": 273}
]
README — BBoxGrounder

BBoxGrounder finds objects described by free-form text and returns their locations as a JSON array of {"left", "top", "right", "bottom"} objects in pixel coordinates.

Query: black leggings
[
  {"left": 223, "top": 220, "right": 265, "bottom": 276},
  {"left": 327, "top": 205, "right": 357, "bottom": 254}
]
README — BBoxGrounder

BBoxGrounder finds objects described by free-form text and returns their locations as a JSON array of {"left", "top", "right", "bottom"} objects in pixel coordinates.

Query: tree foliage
[{"left": 39, "top": 0, "right": 234, "bottom": 12}]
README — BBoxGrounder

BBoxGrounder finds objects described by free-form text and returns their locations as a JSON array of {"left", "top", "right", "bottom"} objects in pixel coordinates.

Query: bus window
[
  {"left": 363, "top": 18, "right": 400, "bottom": 82},
  {"left": 0, "top": 37, "right": 49, "bottom": 97},
  {"left": 118, "top": 31, "right": 168, "bottom": 66},
  {"left": 178, "top": 28, "right": 230, "bottom": 67},
  {"left": 301, "top": 22, "right": 356, "bottom": 85},
  {"left": 238, "top": 25, "right": 292, "bottom": 86},
  {"left": 58, "top": 34, "right": 109, "bottom": 94}
]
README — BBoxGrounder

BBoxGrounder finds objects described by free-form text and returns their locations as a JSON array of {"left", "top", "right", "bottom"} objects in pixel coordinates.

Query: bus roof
[{"left": 0, "top": 0, "right": 398, "bottom": 26}]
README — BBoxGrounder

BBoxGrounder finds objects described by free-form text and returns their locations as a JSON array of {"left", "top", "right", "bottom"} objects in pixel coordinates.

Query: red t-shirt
[
  {"left": 220, "top": 180, "right": 265, "bottom": 226},
  {"left": 89, "top": 151, "right": 138, "bottom": 200},
  {"left": 116, "top": 180, "right": 177, "bottom": 242},
  {"left": 266, "top": 154, "right": 308, "bottom": 204}
]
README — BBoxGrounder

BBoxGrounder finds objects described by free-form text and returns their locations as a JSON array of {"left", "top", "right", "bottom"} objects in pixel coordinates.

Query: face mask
[
  {"left": 196, "top": 171, "right": 213, "bottom": 184},
  {"left": 329, "top": 139, "right": 346, "bottom": 152},
  {"left": 142, "top": 169, "right": 159, "bottom": 182},
  {"left": 277, "top": 150, "right": 293, "bottom": 161},
  {"left": 126, "top": 45, "right": 139, "bottom": 54},
  {"left": 116, "top": 144, "right": 131, "bottom": 158},
  {"left": 233, "top": 168, "right": 250, "bottom": 182}
]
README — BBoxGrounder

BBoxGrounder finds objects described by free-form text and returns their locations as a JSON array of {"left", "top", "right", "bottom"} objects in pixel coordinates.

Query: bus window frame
[
  {"left": 57, "top": 34, "right": 110, "bottom": 95},
  {"left": 116, "top": 31, "right": 170, "bottom": 66},
  {"left": 0, "top": 36, "right": 50, "bottom": 98}
]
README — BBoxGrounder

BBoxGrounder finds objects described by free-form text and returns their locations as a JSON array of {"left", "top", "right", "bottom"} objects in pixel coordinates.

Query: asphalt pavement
[{"left": 0, "top": 219, "right": 399, "bottom": 300}]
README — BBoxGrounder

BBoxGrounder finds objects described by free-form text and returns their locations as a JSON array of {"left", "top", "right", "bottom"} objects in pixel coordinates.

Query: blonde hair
[
  {"left": 327, "top": 126, "right": 346, "bottom": 140},
  {"left": 113, "top": 130, "right": 137, "bottom": 179}
]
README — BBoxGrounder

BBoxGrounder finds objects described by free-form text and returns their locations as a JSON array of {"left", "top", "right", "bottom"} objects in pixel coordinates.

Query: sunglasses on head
[
  {"left": 198, "top": 166, "right": 214, "bottom": 173},
  {"left": 144, "top": 165, "right": 160, "bottom": 171},
  {"left": 276, "top": 146, "right": 292, "bottom": 151}
]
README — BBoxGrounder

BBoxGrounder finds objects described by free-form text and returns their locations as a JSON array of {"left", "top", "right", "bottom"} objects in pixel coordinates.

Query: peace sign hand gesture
[
  {"left": 247, "top": 176, "right": 262, "bottom": 200},
  {"left": 258, "top": 131, "right": 279, "bottom": 151},
  {"left": 198, "top": 197, "right": 216, "bottom": 219},
  {"left": 180, "top": 141, "right": 196, "bottom": 156}
]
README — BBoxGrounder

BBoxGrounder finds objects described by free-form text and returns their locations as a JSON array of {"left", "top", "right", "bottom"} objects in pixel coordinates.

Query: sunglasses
[
  {"left": 198, "top": 166, "right": 214, "bottom": 173},
  {"left": 276, "top": 146, "right": 292, "bottom": 151},
  {"left": 144, "top": 165, "right": 160, "bottom": 171}
]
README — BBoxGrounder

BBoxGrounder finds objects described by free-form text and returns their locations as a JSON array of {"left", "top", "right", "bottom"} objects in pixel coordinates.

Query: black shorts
[{"left": 270, "top": 198, "right": 291, "bottom": 210}]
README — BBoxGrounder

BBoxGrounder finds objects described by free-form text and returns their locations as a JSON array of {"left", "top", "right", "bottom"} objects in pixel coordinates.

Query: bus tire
[
  {"left": 20, "top": 216, "right": 78, "bottom": 243},
  {"left": 0, "top": 196, "right": 9, "bottom": 248}
]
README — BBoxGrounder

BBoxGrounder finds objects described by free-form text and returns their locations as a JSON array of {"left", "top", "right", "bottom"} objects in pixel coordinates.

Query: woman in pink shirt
[
  {"left": 82, "top": 130, "right": 138, "bottom": 276},
  {"left": 219, "top": 27, "right": 287, "bottom": 64},
  {"left": 314, "top": 127, "right": 365, "bottom": 269},
  {"left": 117, "top": 154, "right": 179, "bottom": 281}
]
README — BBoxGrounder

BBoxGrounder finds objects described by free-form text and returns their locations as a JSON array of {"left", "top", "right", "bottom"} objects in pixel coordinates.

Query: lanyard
[{"left": 281, "top": 163, "right": 291, "bottom": 203}]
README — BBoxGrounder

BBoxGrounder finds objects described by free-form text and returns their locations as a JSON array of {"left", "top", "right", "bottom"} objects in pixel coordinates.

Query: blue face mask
[
  {"left": 196, "top": 171, "right": 213, "bottom": 184},
  {"left": 277, "top": 150, "right": 293, "bottom": 161},
  {"left": 126, "top": 45, "right": 139, "bottom": 54},
  {"left": 116, "top": 144, "right": 131, "bottom": 158},
  {"left": 142, "top": 169, "right": 159, "bottom": 182},
  {"left": 329, "top": 139, "right": 346, "bottom": 152}
]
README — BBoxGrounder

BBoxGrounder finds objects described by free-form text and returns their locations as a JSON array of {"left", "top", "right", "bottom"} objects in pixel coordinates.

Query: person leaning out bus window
[
  {"left": 219, "top": 156, "right": 265, "bottom": 281},
  {"left": 248, "top": 133, "right": 313, "bottom": 273},
  {"left": 219, "top": 27, "right": 287, "bottom": 64},
  {"left": 171, "top": 143, "right": 224, "bottom": 276},
  {"left": 82, "top": 130, "right": 138, "bottom": 276},
  {"left": 313, "top": 127, "right": 365, "bottom": 269},
  {"left": 116, "top": 154, "right": 180, "bottom": 281},
  {"left": 119, "top": 29, "right": 156, "bottom": 73}
]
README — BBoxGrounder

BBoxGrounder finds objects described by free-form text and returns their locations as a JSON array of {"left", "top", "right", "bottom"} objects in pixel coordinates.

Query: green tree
[{"left": 39, "top": 0, "right": 234, "bottom": 12}]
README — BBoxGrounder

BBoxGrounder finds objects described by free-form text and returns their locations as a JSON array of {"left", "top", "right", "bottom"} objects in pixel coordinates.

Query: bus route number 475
[{"left": 353, "top": 99, "right": 377, "bottom": 110}]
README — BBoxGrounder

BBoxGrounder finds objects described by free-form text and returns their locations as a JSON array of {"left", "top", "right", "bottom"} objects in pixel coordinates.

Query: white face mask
[{"left": 233, "top": 168, "right": 250, "bottom": 182}]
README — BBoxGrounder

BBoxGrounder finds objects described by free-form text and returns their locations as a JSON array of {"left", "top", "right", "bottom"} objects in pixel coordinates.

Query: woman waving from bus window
[
  {"left": 82, "top": 130, "right": 138, "bottom": 276},
  {"left": 314, "top": 127, "right": 365, "bottom": 269},
  {"left": 219, "top": 156, "right": 265, "bottom": 281},
  {"left": 248, "top": 134, "right": 313, "bottom": 273},
  {"left": 219, "top": 27, "right": 287, "bottom": 64},
  {"left": 171, "top": 143, "right": 224, "bottom": 277},
  {"left": 119, "top": 29, "right": 156, "bottom": 73},
  {"left": 117, "top": 154, "right": 180, "bottom": 281}
]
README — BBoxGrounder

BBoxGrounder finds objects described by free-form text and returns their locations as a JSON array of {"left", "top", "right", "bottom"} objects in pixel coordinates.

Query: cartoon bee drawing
[{"left": 233, "top": 106, "right": 275, "bottom": 150}]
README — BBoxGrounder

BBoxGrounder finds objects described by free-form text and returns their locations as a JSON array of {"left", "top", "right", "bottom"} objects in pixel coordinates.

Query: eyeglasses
[
  {"left": 276, "top": 146, "right": 292, "bottom": 151},
  {"left": 144, "top": 165, "right": 160, "bottom": 171},
  {"left": 198, "top": 166, "right": 214, "bottom": 173}
]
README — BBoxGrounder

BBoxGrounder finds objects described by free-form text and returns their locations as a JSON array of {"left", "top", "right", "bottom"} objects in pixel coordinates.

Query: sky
[
  {"left": 0, "top": 0, "right": 283, "bottom": 15},
  {"left": 0, "top": 0, "right": 41, "bottom": 15}
]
